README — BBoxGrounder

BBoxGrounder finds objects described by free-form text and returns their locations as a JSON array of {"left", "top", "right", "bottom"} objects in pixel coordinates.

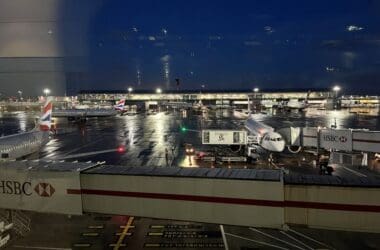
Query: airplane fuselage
[
  {"left": 0, "top": 131, "right": 49, "bottom": 160},
  {"left": 53, "top": 109, "right": 117, "bottom": 118},
  {"left": 286, "top": 99, "right": 307, "bottom": 110},
  {"left": 245, "top": 115, "right": 285, "bottom": 152}
]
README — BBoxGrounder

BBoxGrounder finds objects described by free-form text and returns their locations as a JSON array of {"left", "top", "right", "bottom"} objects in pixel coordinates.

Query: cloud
[
  {"left": 346, "top": 25, "right": 364, "bottom": 32},
  {"left": 264, "top": 26, "right": 275, "bottom": 34}
]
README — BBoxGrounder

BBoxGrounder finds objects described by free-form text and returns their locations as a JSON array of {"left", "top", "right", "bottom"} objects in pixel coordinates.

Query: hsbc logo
[
  {"left": 34, "top": 183, "right": 55, "bottom": 197},
  {"left": 339, "top": 136, "right": 347, "bottom": 143},
  {"left": 323, "top": 134, "right": 348, "bottom": 143},
  {"left": 218, "top": 134, "right": 225, "bottom": 142},
  {"left": 0, "top": 180, "right": 32, "bottom": 196},
  {"left": 0, "top": 180, "right": 55, "bottom": 197}
]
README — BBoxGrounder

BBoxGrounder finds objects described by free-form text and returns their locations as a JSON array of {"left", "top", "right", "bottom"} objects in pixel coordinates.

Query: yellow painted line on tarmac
[
  {"left": 88, "top": 225, "right": 104, "bottom": 229},
  {"left": 113, "top": 216, "right": 134, "bottom": 250},
  {"left": 150, "top": 225, "right": 165, "bottom": 229},
  {"left": 148, "top": 232, "right": 163, "bottom": 236}
]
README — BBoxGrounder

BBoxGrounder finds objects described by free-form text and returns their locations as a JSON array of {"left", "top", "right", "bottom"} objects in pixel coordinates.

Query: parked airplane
[
  {"left": 285, "top": 99, "right": 308, "bottom": 110},
  {"left": 193, "top": 100, "right": 209, "bottom": 113},
  {"left": 73, "top": 104, "right": 90, "bottom": 110},
  {"left": 163, "top": 101, "right": 193, "bottom": 109},
  {"left": 233, "top": 96, "right": 251, "bottom": 118},
  {"left": 53, "top": 109, "right": 117, "bottom": 119},
  {"left": 245, "top": 114, "right": 285, "bottom": 152},
  {"left": 0, "top": 98, "right": 52, "bottom": 160},
  {"left": 285, "top": 91, "right": 311, "bottom": 111},
  {"left": 114, "top": 99, "right": 126, "bottom": 111},
  {"left": 261, "top": 99, "right": 279, "bottom": 109},
  {"left": 53, "top": 99, "right": 121, "bottom": 119}
]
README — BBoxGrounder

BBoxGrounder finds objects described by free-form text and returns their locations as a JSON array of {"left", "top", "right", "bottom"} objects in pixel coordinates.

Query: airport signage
[
  {"left": 0, "top": 167, "right": 83, "bottom": 215},
  {"left": 0, "top": 180, "right": 32, "bottom": 196},
  {"left": 202, "top": 130, "right": 247, "bottom": 145},
  {"left": 320, "top": 129, "right": 352, "bottom": 151},
  {"left": 34, "top": 182, "right": 55, "bottom": 197},
  {"left": 0, "top": 181, "right": 56, "bottom": 197}
]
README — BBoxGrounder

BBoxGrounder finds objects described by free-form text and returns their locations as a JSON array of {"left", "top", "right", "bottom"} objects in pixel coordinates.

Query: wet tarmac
[
  {"left": 1, "top": 108, "right": 380, "bottom": 249},
  {"left": 1, "top": 108, "right": 380, "bottom": 177}
]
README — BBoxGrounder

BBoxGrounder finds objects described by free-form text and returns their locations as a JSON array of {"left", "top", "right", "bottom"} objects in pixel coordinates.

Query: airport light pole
[
  {"left": 333, "top": 85, "right": 341, "bottom": 109},
  {"left": 17, "top": 90, "right": 23, "bottom": 101},
  {"left": 333, "top": 85, "right": 341, "bottom": 98},
  {"left": 253, "top": 87, "right": 259, "bottom": 111},
  {"left": 128, "top": 87, "right": 133, "bottom": 99},
  {"left": 156, "top": 88, "right": 162, "bottom": 112},
  {"left": 43, "top": 88, "right": 51, "bottom": 97},
  {"left": 200, "top": 84, "right": 206, "bottom": 104}
]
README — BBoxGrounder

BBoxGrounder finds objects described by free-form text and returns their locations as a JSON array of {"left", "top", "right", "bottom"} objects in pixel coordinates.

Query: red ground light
[{"left": 117, "top": 145, "right": 126, "bottom": 153}]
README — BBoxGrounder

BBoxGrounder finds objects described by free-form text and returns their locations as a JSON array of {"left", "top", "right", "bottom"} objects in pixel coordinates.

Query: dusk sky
[{"left": 1, "top": 0, "right": 380, "bottom": 95}]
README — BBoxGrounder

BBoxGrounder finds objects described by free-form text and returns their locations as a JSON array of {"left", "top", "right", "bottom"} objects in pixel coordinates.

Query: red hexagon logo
[
  {"left": 339, "top": 136, "right": 347, "bottom": 143},
  {"left": 34, "top": 183, "right": 55, "bottom": 197}
]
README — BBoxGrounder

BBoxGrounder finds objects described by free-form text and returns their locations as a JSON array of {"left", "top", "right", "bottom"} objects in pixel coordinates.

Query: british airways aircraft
[
  {"left": 114, "top": 99, "right": 126, "bottom": 111},
  {"left": 53, "top": 99, "right": 121, "bottom": 119},
  {"left": 285, "top": 99, "right": 308, "bottom": 110},
  {"left": 285, "top": 92, "right": 311, "bottom": 111},
  {"left": 0, "top": 98, "right": 52, "bottom": 160},
  {"left": 245, "top": 114, "right": 285, "bottom": 152}
]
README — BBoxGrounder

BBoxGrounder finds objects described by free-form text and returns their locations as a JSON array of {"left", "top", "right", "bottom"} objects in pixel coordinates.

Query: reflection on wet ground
[{"left": 1, "top": 108, "right": 380, "bottom": 168}]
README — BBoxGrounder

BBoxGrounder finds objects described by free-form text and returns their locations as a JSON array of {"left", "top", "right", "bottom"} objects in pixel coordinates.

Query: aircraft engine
[{"left": 287, "top": 145, "right": 302, "bottom": 154}]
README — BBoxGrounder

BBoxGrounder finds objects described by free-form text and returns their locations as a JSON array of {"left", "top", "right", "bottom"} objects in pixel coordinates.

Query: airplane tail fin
[
  {"left": 38, "top": 97, "right": 53, "bottom": 131},
  {"left": 115, "top": 99, "right": 126, "bottom": 111}
]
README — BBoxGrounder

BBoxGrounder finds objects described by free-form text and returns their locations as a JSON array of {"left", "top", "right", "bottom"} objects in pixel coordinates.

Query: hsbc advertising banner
[
  {"left": 202, "top": 130, "right": 247, "bottom": 145},
  {"left": 320, "top": 129, "right": 353, "bottom": 151},
  {"left": 0, "top": 167, "right": 83, "bottom": 215}
]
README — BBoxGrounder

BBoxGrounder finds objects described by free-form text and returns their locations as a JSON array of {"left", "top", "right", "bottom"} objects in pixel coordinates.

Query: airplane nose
[{"left": 278, "top": 141, "right": 286, "bottom": 152}]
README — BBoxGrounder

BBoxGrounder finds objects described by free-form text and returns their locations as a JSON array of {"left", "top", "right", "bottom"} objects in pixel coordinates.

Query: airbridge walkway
[
  {"left": 0, "top": 161, "right": 380, "bottom": 233},
  {"left": 279, "top": 126, "right": 380, "bottom": 153}
]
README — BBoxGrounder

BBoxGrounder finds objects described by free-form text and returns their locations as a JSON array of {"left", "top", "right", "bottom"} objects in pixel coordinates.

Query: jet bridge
[
  {"left": 279, "top": 127, "right": 380, "bottom": 153},
  {"left": 1, "top": 161, "right": 380, "bottom": 233}
]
